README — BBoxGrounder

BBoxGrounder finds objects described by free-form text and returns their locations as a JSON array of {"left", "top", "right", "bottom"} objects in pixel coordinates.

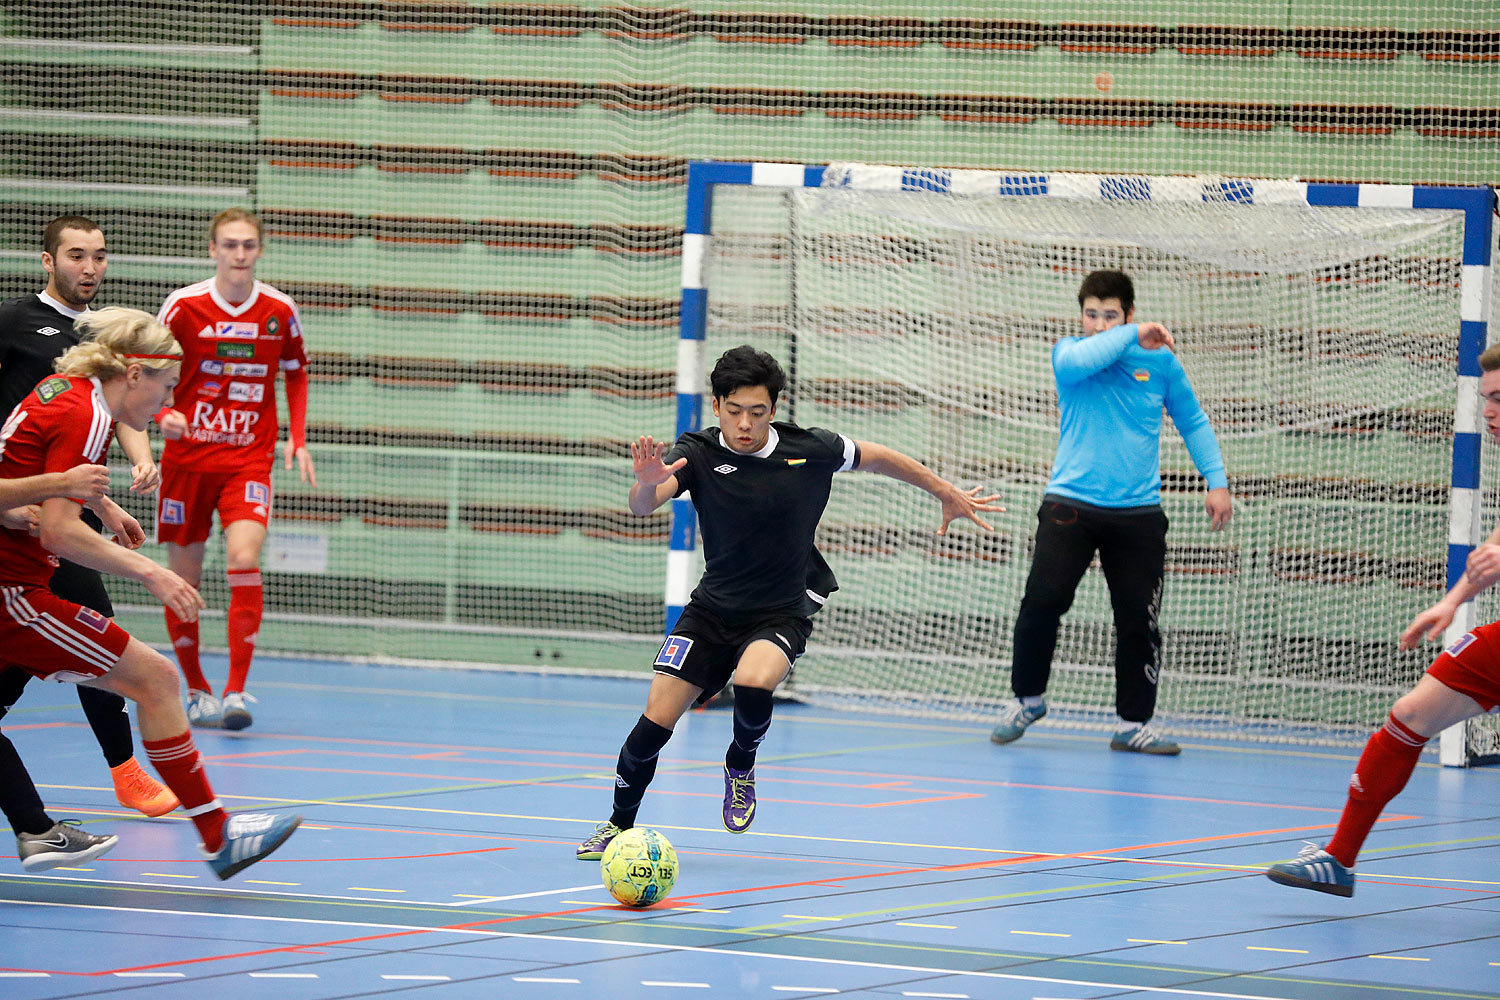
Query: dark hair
[
  {"left": 710, "top": 345, "right": 786, "bottom": 403},
  {"left": 1077, "top": 269, "right": 1134, "bottom": 317},
  {"left": 43, "top": 215, "right": 102, "bottom": 257}
]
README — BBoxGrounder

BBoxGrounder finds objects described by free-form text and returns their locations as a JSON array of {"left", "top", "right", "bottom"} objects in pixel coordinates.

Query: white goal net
[{"left": 702, "top": 164, "right": 1499, "bottom": 758}]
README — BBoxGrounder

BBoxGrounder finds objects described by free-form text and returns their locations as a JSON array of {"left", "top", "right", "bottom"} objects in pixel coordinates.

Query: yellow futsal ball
[{"left": 600, "top": 827, "right": 678, "bottom": 908}]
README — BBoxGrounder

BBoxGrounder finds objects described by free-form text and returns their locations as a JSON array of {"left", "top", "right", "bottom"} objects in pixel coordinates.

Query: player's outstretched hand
[
  {"left": 1137, "top": 322, "right": 1175, "bottom": 351},
  {"left": 285, "top": 442, "right": 317, "bottom": 487},
  {"left": 935, "top": 485, "right": 1005, "bottom": 536},
  {"left": 129, "top": 459, "right": 160, "bottom": 495},
  {"left": 631, "top": 435, "right": 685, "bottom": 486},
  {"left": 1400, "top": 599, "right": 1457, "bottom": 651},
  {"left": 145, "top": 566, "right": 205, "bottom": 623},
  {"left": 61, "top": 463, "right": 111, "bottom": 502},
  {"left": 159, "top": 409, "right": 188, "bottom": 441}
]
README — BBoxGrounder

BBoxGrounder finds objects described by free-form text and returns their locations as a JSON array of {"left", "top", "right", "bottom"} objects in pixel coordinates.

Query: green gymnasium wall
[{"left": 0, "top": 2, "right": 1495, "bottom": 677}]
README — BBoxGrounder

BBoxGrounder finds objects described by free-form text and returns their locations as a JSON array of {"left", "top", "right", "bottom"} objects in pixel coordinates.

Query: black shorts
[{"left": 653, "top": 602, "right": 812, "bottom": 705}]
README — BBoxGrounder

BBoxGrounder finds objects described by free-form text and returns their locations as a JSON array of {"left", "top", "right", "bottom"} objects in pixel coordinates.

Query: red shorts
[
  {"left": 0, "top": 585, "right": 130, "bottom": 683},
  {"left": 156, "top": 464, "right": 273, "bottom": 546},
  {"left": 1427, "top": 621, "right": 1500, "bottom": 713}
]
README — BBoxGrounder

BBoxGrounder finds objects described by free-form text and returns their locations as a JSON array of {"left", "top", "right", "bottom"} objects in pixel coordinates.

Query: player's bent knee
[{"left": 105, "top": 640, "right": 181, "bottom": 704}]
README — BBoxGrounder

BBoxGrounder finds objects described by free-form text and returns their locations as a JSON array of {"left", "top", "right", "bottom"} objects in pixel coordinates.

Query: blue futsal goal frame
[{"left": 671, "top": 161, "right": 1495, "bottom": 764}]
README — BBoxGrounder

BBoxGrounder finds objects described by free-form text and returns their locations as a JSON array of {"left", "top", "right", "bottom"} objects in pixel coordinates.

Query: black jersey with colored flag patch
[
  {"left": 0, "top": 294, "right": 83, "bottom": 419},
  {"left": 667, "top": 422, "right": 859, "bottom": 622}
]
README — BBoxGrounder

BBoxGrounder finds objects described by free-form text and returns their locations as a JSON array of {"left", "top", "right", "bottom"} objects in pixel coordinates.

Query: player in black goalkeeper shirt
[
  {"left": 0, "top": 216, "right": 179, "bottom": 837},
  {"left": 577, "top": 345, "right": 1001, "bottom": 859}
]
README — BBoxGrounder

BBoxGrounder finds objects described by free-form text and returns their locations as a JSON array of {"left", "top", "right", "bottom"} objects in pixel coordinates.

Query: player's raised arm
[
  {"left": 853, "top": 440, "right": 1003, "bottom": 535},
  {"left": 628, "top": 435, "right": 685, "bottom": 516}
]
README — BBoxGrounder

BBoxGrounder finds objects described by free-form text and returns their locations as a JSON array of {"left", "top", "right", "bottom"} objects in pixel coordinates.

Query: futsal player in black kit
[
  {"left": 0, "top": 216, "right": 179, "bottom": 853},
  {"left": 578, "top": 345, "right": 1002, "bottom": 858}
]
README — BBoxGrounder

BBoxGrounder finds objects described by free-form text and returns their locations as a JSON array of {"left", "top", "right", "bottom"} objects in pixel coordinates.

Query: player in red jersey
[
  {"left": 0, "top": 306, "right": 299, "bottom": 878},
  {"left": 155, "top": 208, "right": 314, "bottom": 731},
  {"left": 1266, "top": 342, "right": 1500, "bottom": 898}
]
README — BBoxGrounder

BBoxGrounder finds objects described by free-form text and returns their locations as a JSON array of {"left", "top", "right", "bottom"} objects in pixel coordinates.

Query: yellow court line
[
  {"left": 347, "top": 887, "right": 405, "bottom": 893},
  {"left": 1369, "top": 955, "right": 1430, "bottom": 962},
  {"left": 1247, "top": 947, "right": 1308, "bottom": 954},
  {"left": 1011, "top": 930, "right": 1070, "bottom": 938},
  {"left": 1128, "top": 939, "right": 1186, "bottom": 946}
]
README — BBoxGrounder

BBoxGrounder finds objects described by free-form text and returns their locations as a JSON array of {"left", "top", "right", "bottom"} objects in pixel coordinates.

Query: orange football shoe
[{"left": 111, "top": 758, "right": 180, "bottom": 817}]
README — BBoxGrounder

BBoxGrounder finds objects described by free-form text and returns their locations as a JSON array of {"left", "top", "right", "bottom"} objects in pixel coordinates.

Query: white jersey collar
[
  {"left": 37, "top": 290, "right": 86, "bottom": 320},
  {"left": 713, "top": 425, "right": 780, "bottom": 458}
]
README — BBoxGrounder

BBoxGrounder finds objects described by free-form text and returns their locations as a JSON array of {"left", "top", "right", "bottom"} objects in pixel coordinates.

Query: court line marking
[
  {"left": 0, "top": 898, "right": 1332, "bottom": 1000},
  {"left": 772, "top": 988, "right": 836, "bottom": 994},
  {"left": 516, "top": 977, "right": 581, "bottom": 983},
  {"left": 899, "top": 923, "right": 958, "bottom": 930},
  {"left": 642, "top": 982, "right": 710, "bottom": 988},
  {"left": 447, "top": 884, "right": 603, "bottom": 906},
  {"left": 248, "top": 972, "right": 319, "bottom": 978},
  {"left": 1247, "top": 947, "right": 1308, "bottom": 954}
]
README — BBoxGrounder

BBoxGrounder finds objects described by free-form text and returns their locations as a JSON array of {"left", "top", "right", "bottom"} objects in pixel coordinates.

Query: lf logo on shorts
[
  {"left": 161, "top": 499, "right": 185, "bottom": 525},
  {"left": 1445, "top": 632, "right": 1478, "bottom": 658},
  {"left": 245, "top": 481, "right": 270, "bottom": 506},
  {"left": 75, "top": 607, "right": 109, "bottom": 634},
  {"left": 654, "top": 635, "right": 693, "bottom": 670}
]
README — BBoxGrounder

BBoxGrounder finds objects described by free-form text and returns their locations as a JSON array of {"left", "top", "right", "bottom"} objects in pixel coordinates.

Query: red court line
[
  {"left": 19, "top": 816, "right": 1476, "bottom": 978},
  {"left": 3, "top": 722, "right": 76, "bottom": 731}
]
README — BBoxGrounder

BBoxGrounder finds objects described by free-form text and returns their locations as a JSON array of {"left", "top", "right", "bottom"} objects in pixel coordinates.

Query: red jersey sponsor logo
[
  {"left": 213, "top": 321, "right": 259, "bottom": 340},
  {"left": 227, "top": 382, "right": 265, "bottom": 403}
]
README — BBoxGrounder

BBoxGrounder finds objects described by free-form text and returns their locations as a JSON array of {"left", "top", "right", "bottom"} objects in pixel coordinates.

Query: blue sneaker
[
  {"left": 203, "top": 812, "right": 301, "bottom": 881},
  {"left": 1266, "top": 843, "right": 1355, "bottom": 897},
  {"left": 1110, "top": 723, "right": 1180, "bottom": 755},
  {"left": 722, "top": 766, "right": 756, "bottom": 833},
  {"left": 990, "top": 699, "right": 1047, "bottom": 744},
  {"left": 576, "top": 820, "right": 623, "bottom": 860},
  {"left": 186, "top": 690, "right": 222, "bottom": 729}
]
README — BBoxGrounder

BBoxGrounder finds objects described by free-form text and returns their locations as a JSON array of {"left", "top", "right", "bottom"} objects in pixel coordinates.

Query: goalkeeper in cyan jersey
[
  {"left": 576, "top": 345, "right": 1001, "bottom": 860},
  {"left": 990, "top": 269, "right": 1233, "bottom": 756}
]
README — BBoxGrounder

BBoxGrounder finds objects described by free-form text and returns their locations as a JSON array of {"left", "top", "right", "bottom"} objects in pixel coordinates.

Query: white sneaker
[{"left": 221, "top": 691, "right": 256, "bottom": 731}]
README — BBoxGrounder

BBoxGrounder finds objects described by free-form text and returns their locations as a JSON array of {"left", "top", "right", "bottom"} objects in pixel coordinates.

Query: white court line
[
  {"left": 446, "top": 883, "right": 602, "bottom": 906},
  {"left": 114, "top": 972, "right": 185, "bottom": 978},
  {"left": 383, "top": 974, "right": 451, "bottom": 980},
  {"left": 0, "top": 897, "right": 1319, "bottom": 1000},
  {"left": 0, "top": 871, "right": 511, "bottom": 909},
  {"left": 249, "top": 972, "right": 318, "bottom": 978},
  {"left": 0, "top": 972, "right": 49, "bottom": 977},
  {"left": 903, "top": 993, "right": 968, "bottom": 998},
  {"left": 772, "top": 988, "right": 837, "bottom": 994},
  {"left": 642, "top": 982, "right": 709, "bottom": 989}
]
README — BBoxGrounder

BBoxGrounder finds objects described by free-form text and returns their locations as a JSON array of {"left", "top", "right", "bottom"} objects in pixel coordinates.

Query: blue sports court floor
[{"left": 1, "top": 653, "right": 1496, "bottom": 999}]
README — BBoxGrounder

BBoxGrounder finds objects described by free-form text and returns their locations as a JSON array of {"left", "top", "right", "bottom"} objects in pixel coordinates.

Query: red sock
[
  {"left": 225, "top": 568, "right": 263, "bottom": 695},
  {"left": 142, "top": 731, "right": 228, "bottom": 851},
  {"left": 1325, "top": 713, "right": 1428, "bottom": 868},
  {"left": 165, "top": 605, "right": 208, "bottom": 694}
]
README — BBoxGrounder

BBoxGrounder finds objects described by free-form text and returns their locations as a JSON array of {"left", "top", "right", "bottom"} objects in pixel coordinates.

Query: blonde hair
[
  {"left": 210, "top": 206, "right": 261, "bottom": 242},
  {"left": 57, "top": 307, "right": 182, "bottom": 380}
]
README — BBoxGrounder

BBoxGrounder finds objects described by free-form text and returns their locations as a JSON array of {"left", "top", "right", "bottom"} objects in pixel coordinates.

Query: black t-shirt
[
  {"left": 667, "top": 422, "right": 860, "bottom": 622},
  {"left": 0, "top": 293, "right": 82, "bottom": 418}
]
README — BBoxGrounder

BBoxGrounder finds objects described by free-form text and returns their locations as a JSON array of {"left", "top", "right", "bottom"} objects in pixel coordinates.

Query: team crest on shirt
[
  {"left": 267, "top": 316, "right": 279, "bottom": 336},
  {"left": 1132, "top": 369, "right": 1150, "bottom": 382},
  {"left": 654, "top": 635, "right": 693, "bottom": 670},
  {"left": 161, "top": 499, "right": 185, "bottom": 525},
  {"left": 75, "top": 607, "right": 109, "bottom": 634},
  {"left": 33, "top": 376, "right": 71, "bottom": 403}
]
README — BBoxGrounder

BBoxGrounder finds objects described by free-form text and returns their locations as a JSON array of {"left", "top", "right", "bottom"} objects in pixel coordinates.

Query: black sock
[
  {"left": 0, "top": 732, "right": 53, "bottom": 835},
  {"left": 77, "top": 685, "right": 133, "bottom": 769},
  {"left": 725, "top": 685, "right": 774, "bottom": 772},
  {"left": 609, "top": 715, "right": 673, "bottom": 829}
]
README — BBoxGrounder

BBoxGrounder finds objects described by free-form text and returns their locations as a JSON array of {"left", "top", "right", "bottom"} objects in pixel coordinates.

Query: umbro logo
[
  {"left": 36, "top": 326, "right": 60, "bottom": 337},
  {"left": 713, "top": 464, "right": 738, "bottom": 475}
]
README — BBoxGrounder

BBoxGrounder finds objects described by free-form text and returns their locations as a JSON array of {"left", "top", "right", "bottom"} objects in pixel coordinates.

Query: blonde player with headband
[{"left": 0, "top": 307, "right": 299, "bottom": 879}]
